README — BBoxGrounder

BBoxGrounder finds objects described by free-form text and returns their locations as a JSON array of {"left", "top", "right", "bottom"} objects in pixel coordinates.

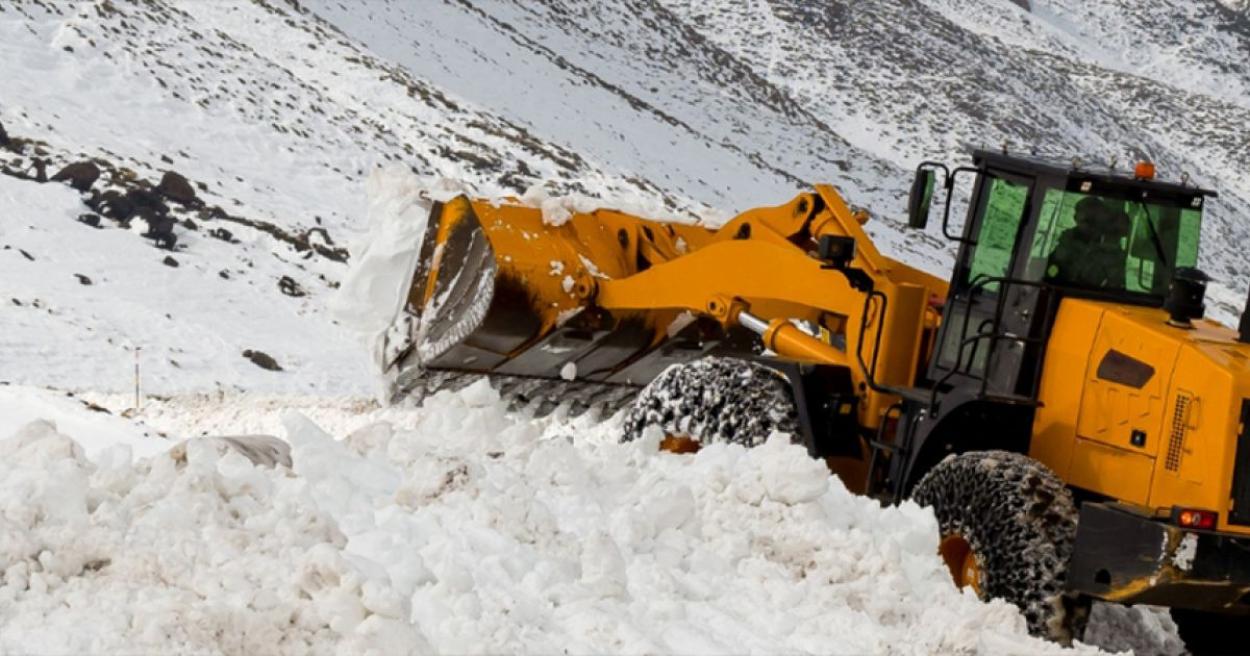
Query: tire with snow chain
[
  {"left": 911, "top": 450, "right": 1087, "bottom": 644},
  {"left": 620, "top": 357, "right": 799, "bottom": 447}
]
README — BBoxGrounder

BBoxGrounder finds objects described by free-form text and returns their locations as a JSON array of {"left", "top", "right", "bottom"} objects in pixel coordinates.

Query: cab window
[
  {"left": 965, "top": 177, "right": 1029, "bottom": 292},
  {"left": 1024, "top": 188, "right": 1202, "bottom": 296}
]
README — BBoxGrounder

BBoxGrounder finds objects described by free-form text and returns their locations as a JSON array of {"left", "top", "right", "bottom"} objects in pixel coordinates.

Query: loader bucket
[
  {"left": 410, "top": 196, "right": 541, "bottom": 371},
  {"left": 389, "top": 195, "right": 729, "bottom": 409}
]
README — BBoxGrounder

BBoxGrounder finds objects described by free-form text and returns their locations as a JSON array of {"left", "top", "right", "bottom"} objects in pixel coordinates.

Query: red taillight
[
  {"left": 1174, "top": 507, "right": 1218, "bottom": 530},
  {"left": 1135, "top": 161, "right": 1157, "bottom": 180}
]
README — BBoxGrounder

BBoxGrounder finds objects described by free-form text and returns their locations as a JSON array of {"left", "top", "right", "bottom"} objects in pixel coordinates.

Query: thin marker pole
[{"left": 134, "top": 346, "right": 141, "bottom": 411}]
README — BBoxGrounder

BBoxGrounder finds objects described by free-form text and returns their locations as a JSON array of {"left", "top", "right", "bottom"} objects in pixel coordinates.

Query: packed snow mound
[
  {"left": 1, "top": 382, "right": 1106, "bottom": 654},
  {"left": 0, "top": 418, "right": 427, "bottom": 655},
  {"left": 0, "top": 386, "right": 169, "bottom": 461}
]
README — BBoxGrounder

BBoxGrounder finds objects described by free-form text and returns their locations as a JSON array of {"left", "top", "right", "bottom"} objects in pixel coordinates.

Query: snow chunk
[
  {"left": 330, "top": 167, "right": 434, "bottom": 336},
  {"left": 1173, "top": 533, "right": 1198, "bottom": 571}
]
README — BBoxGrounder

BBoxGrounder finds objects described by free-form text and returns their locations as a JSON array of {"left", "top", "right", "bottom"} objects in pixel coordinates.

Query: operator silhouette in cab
[{"left": 1046, "top": 196, "right": 1129, "bottom": 290}]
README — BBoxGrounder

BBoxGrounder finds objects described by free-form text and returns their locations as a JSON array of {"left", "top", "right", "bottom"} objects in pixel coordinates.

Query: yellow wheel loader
[{"left": 382, "top": 151, "right": 1250, "bottom": 652}]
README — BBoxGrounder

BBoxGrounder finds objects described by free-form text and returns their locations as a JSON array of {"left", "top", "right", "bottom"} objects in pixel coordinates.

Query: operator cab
[{"left": 908, "top": 150, "right": 1216, "bottom": 402}]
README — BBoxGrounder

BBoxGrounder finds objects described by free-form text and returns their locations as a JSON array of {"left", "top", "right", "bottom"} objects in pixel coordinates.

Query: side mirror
[{"left": 907, "top": 168, "right": 937, "bottom": 230}]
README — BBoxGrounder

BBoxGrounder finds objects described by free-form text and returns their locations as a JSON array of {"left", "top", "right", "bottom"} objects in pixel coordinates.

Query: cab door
[{"left": 930, "top": 171, "right": 1035, "bottom": 395}]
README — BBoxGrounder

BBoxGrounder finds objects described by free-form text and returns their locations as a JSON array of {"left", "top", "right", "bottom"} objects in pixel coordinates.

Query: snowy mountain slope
[
  {"left": 3, "top": 0, "right": 1249, "bottom": 394},
  {"left": 303, "top": 0, "right": 893, "bottom": 207},
  {"left": 656, "top": 0, "right": 1250, "bottom": 317},
  {"left": 0, "top": 174, "right": 371, "bottom": 394},
  {"left": 0, "top": 0, "right": 723, "bottom": 395}
]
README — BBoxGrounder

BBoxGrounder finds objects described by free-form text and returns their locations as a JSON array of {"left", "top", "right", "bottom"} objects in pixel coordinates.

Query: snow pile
[
  {"left": 0, "top": 418, "right": 425, "bottom": 655},
  {"left": 1083, "top": 603, "right": 1184, "bottom": 656},
  {"left": 290, "top": 381, "right": 1096, "bottom": 655},
  {"left": 0, "top": 386, "right": 169, "bottom": 461},
  {"left": 0, "top": 382, "right": 1105, "bottom": 654},
  {"left": 329, "top": 168, "right": 445, "bottom": 352}
]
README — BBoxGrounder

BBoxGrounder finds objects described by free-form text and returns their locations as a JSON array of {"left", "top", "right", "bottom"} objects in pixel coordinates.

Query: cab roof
[{"left": 972, "top": 149, "right": 1218, "bottom": 198}]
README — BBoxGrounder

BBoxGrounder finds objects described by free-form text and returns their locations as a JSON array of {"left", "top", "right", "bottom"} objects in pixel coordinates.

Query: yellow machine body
[
  {"left": 398, "top": 186, "right": 946, "bottom": 433},
  {"left": 1032, "top": 299, "right": 1250, "bottom": 535},
  {"left": 389, "top": 151, "right": 1250, "bottom": 619}
]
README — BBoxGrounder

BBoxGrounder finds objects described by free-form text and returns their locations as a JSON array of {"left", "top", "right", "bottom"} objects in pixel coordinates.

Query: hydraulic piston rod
[{"left": 735, "top": 308, "right": 850, "bottom": 368}]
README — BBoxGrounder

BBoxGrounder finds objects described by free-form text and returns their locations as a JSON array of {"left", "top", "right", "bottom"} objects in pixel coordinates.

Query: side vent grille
[{"left": 1166, "top": 393, "right": 1192, "bottom": 472}]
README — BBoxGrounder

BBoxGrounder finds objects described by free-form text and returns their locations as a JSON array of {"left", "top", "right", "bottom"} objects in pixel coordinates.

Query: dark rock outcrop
[
  {"left": 77, "top": 213, "right": 101, "bottom": 228},
  {"left": 73, "top": 273, "right": 93, "bottom": 286},
  {"left": 126, "top": 188, "right": 169, "bottom": 218},
  {"left": 157, "top": 171, "right": 198, "bottom": 206},
  {"left": 277, "top": 275, "right": 306, "bottom": 297},
  {"left": 51, "top": 161, "right": 101, "bottom": 192},
  {"left": 91, "top": 190, "right": 134, "bottom": 222},
  {"left": 162, "top": 255, "right": 179, "bottom": 268},
  {"left": 242, "top": 349, "right": 282, "bottom": 372}
]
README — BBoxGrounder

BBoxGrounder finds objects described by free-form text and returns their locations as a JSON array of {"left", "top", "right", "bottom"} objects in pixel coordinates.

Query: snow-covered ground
[
  {"left": 3, "top": 382, "right": 1131, "bottom": 655},
  {"left": 2, "top": 0, "right": 1242, "bottom": 652}
]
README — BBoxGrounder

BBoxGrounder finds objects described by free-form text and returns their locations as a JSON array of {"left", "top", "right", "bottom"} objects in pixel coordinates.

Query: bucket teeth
[{"left": 393, "top": 369, "right": 641, "bottom": 418}]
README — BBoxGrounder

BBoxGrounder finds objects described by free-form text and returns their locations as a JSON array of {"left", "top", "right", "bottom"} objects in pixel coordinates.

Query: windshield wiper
[{"left": 1135, "top": 200, "right": 1170, "bottom": 268}]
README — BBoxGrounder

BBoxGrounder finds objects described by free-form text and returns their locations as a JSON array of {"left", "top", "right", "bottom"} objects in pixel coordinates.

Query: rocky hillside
[{"left": 1, "top": 0, "right": 1247, "bottom": 394}]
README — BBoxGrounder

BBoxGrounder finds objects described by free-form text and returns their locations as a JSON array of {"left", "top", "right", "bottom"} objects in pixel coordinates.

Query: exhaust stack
[{"left": 1165, "top": 268, "right": 1209, "bottom": 329}]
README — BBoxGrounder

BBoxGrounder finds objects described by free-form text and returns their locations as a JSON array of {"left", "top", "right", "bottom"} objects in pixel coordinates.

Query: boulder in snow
[
  {"left": 169, "top": 434, "right": 292, "bottom": 469},
  {"left": 243, "top": 349, "right": 283, "bottom": 372},
  {"left": 50, "top": 161, "right": 100, "bottom": 192},
  {"left": 157, "top": 170, "right": 198, "bottom": 206}
]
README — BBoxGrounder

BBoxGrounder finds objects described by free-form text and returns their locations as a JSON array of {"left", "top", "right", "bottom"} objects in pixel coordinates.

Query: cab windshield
[{"left": 1022, "top": 187, "right": 1202, "bottom": 298}]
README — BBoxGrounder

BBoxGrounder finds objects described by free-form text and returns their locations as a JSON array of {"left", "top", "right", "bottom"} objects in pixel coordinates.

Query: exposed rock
[
  {"left": 170, "top": 435, "right": 292, "bottom": 469},
  {"left": 157, "top": 170, "right": 198, "bottom": 206},
  {"left": 242, "top": 349, "right": 283, "bottom": 372},
  {"left": 209, "top": 227, "right": 235, "bottom": 242},
  {"left": 304, "top": 226, "right": 334, "bottom": 246},
  {"left": 50, "top": 161, "right": 101, "bottom": 192},
  {"left": 73, "top": 273, "right": 92, "bottom": 286},
  {"left": 77, "top": 213, "right": 101, "bottom": 228},
  {"left": 92, "top": 190, "right": 134, "bottom": 222},
  {"left": 126, "top": 187, "right": 168, "bottom": 217},
  {"left": 140, "top": 214, "right": 178, "bottom": 250},
  {"left": 277, "top": 275, "right": 306, "bottom": 297},
  {"left": 162, "top": 255, "right": 179, "bottom": 268},
  {"left": 0, "top": 122, "right": 8, "bottom": 147}
]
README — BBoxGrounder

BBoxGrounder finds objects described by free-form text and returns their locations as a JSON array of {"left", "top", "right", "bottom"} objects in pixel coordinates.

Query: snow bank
[
  {"left": 2, "top": 383, "right": 1106, "bottom": 654},
  {"left": 0, "top": 386, "right": 169, "bottom": 461},
  {"left": 284, "top": 381, "right": 1098, "bottom": 655},
  {"left": 0, "top": 418, "right": 427, "bottom": 655}
]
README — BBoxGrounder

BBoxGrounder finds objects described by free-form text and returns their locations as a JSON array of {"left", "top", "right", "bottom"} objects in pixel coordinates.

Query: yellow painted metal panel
[
  {"left": 1068, "top": 438, "right": 1156, "bottom": 506},
  {"left": 1029, "top": 299, "right": 1104, "bottom": 479}
]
